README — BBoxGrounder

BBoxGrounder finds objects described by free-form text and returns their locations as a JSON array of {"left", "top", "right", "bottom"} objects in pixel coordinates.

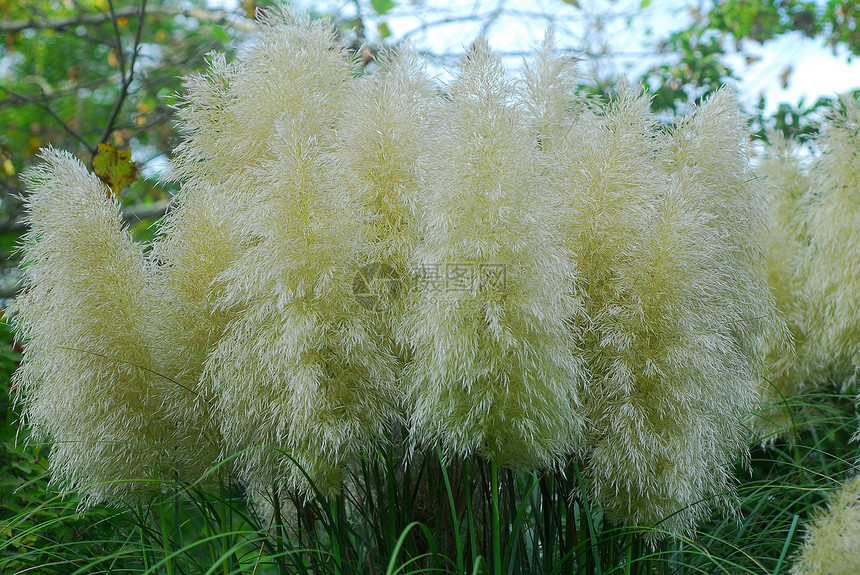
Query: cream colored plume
[
  {"left": 148, "top": 180, "right": 245, "bottom": 483},
  {"left": 12, "top": 148, "right": 169, "bottom": 504},
  {"left": 549, "top": 86, "right": 780, "bottom": 534},
  {"left": 404, "top": 39, "right": 587, "bottom": 470},
  {"left": 801, "top": 95, "right": 860, "bottom": 382},
  {"left": 755, "top": 132, "right": 830, "bottom": 441},
  {"left": 791, "top": 476, "right": 860, "bottom": 575},
  {"left": 199, "top": 10, "right": 400, "bottom": 499}
]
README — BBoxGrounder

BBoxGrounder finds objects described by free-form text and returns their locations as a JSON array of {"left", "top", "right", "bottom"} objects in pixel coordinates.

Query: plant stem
[
  {"left": 137, "top": 502, "right": 150, "bottom": 572},
  {"left": 490, "top": 459, "right": 502, "bottom": 575},
  {"left": 330, "top": 496, "right": 345, "bottom": 575},
  {"left": 273, "top": 485, "right": 284, "bottom": 565},
  {"left": 159, "top": 501, "right": 175, "bottom": 575}
]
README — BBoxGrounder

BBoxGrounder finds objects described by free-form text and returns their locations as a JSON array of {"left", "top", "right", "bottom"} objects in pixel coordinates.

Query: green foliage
[
  {"left": 710, "top": 0, "right": 822, "bottom": 45},
  {"left": 0, "top": 0, "right": 241, "bottom": 208},
  {"left": 639, "top": 1, "right": 857, "bottom": 120},
  {"left": 1, "top": 389, "right": 857, "bottom": 574},
  {"left": 0, "top": 320, "right": 20, "bottom": 436},
  {"left": 646, "top": 26, "right": 736, "bottom": 115},
  {"left": 709, "top": 0, "right": 859, "bottom": 55},
  {"left": 371, "top": 0, "right": 396, "bottom": 16},
  {"left": 753, "top": 96, "right": 836, "bottom": 142}
]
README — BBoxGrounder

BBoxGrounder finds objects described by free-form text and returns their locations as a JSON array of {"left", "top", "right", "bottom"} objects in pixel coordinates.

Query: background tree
[
  {"left": 0, "top": 0, "right": 256, "bottom": 238},
  {"left": 639, "top": 0, "right": 858, "bottom": 136},
  {"left": 1, "top": 2, "right": 858, "bottom": 572}
]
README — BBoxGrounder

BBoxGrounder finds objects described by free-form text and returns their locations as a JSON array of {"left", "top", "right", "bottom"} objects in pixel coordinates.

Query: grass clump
[{"left": 3, "top": 6, "right": 860, "bottom": 575}]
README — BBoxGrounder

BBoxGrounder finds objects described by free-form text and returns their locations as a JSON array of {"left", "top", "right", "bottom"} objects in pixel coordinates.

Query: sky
[
  {"left": 144, "top": 0, "right": 856, "bottom": 178},
  {"left": 269, "top": 0, "right": 859, "bottom": 114}
]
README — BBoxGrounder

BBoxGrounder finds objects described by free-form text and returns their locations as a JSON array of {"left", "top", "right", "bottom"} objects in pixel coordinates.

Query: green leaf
[
  {"left": 377, "top": 22, "right": 392, "bottom": 39},
  {"left": 562, "top": 0, "right": 580, "bottom": 7},
  {"left": 640, "top": 0, "right": 652, "bottom": 8},
  {"left": 212, "top": 26, "right": 230, "bottom": 44},
  {"left": 371, "top": 0, "right": 396, "bottom": 16}
]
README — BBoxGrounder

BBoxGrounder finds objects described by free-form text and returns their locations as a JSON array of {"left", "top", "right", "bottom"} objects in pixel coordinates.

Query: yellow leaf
[{"left": 93, "top": 143, "right": 138, "bottom": 196}]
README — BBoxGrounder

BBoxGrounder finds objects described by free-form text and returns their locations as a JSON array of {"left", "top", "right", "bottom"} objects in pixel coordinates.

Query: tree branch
[
  {"left": 0, "top": 5, "right": 256, "bottom": 35},
  {"left": 97, "top": 0, "right": 147, "bottom": 148},
  {"left": 0, "top": 86, "right": 96, "bottom": 155},
  {"left": 0, "top": 199, "right": 171, "bottom": 235}
]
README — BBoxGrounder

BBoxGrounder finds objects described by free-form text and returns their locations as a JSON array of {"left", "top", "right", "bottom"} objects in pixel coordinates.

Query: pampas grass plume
[
  {"left": 11, "top": 10, "right": 800, "bottom": 538},
  {"left": 404, "top": 39, "right": 587, "bottom": 469},
  {"left": 12, "top": 148, "right": 168, "bottom": 503},
  {"left": 791, "top": 476, "right": 860, "bottom": 575},
  {"left": 755, "top": 131, "right": 829, "bottom": 439},
  {"left": 802, "top": 95, "right": 860, "bottom": 380},
  {"left": 171, "top": 6, "right": 353, "bottom": 188},
  {"left": 200, "top": 10, "right": 400, "bottom": 498},
  {"left": 551, "top": 86, "right": 777, "bottom": 533},
  {"left": 148, "top": 180, "right": 245, "bottom": 481}
]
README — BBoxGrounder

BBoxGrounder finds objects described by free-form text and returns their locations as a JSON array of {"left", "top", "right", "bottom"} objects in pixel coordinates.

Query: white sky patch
[
  {"left": 725, "top": 33, "right": 859, "bottom": 113},
  {"left": 207, "top": 0, "right": 858, "bottom": 111}
]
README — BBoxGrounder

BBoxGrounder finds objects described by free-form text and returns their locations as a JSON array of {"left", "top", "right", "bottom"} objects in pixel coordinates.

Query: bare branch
[
  {"left": 107, "top": 0, "right": 128, "bottom": 80},
  {"left": 97, "top": 0, "right": 147, "bottom": 148},
  {"left": 0, "top": 199, "right": 171, "bottom": 235},
  {"left": 0, "top": 5, "right": 256, "bottom": 35},
  {"left": 0, "top": 86, "right": 96, "bottom": 155}
]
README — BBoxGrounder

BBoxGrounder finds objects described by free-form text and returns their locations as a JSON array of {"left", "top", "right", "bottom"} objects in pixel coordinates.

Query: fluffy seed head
[
  {"left": 791, "top": 476, "right": 860, "bottom": 575},
  {"left": 197, "top": 10, "right": 400, "bottom": 498},
  {"left": 404, "top": 39, "right": 587, "bottom": 469},
  {"left": 801, "top": 95, "right": 860, "bottom": 381},
  {"left": 551, "top": 86, "right": 778, "bottom": 534},
  {"left": 755, "top": 132, "right": 829, "bottom": 440},
  {"left": 12, "top": 148, "right": 168, "bottom": 504},
  {"left": 148, "top": 180, "right": 246, "bottom": 482},
  {"left": 171, "top": 7, "right": 354, "bottom": 187}
]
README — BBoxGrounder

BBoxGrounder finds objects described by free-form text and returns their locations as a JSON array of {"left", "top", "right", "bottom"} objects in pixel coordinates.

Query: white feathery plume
[
  {"left": 11, "top": 148, "right": 168, "bottom": 504},
  {"left": 170, "top": 6, "right": 353, "bottom": 191},
  {"left": 755, "top": 132, "right": 828, "bottom": 440},
  {"left": 148, "top": 179, "right": 245, "bottom": 482},
  {"left": 519, "top": 29, "right": 589, "bottom": 152},
  {"left": 404, "top": 39, "right": 587, "bottom": 469},
  {"left": 801, "top": 95, "right": 860, "bottom": 382},
  {"left": 200, "top": 9, "right": 399, "bottom": 498},
  {"left": 331, "top": 47, "right": 436, "bottom": 268},
  {"left": 665, "top": 87, "right": 784, "bottom": 367},
  {"left": 791, "top": 476, "right": 860, "bottom": 575},
  {"left": 552, "top": 86, "right": 776, "bottom": 533},
  {"left": 327, "top": 48, "right": 438, "bottom": 356}
]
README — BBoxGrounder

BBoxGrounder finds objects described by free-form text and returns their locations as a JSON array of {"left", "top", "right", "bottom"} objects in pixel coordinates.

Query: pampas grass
[
  {"left": 19, "top": 12, "right": 860, "bottom": 552},
  {"left": 801, "top": 95, "right": 860, "bottom": 382},
  {"left": 11, "top": 148, "right": 169, "bottom": 503},
  {"left": 544, "top": 82, "right": 782, "bottom": 534},
  {"left": 791, "top": 476, "right": 860, "bottom": 575},
  {"left": 403, "top": 38, "right": 587, "bottom": 470}
]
